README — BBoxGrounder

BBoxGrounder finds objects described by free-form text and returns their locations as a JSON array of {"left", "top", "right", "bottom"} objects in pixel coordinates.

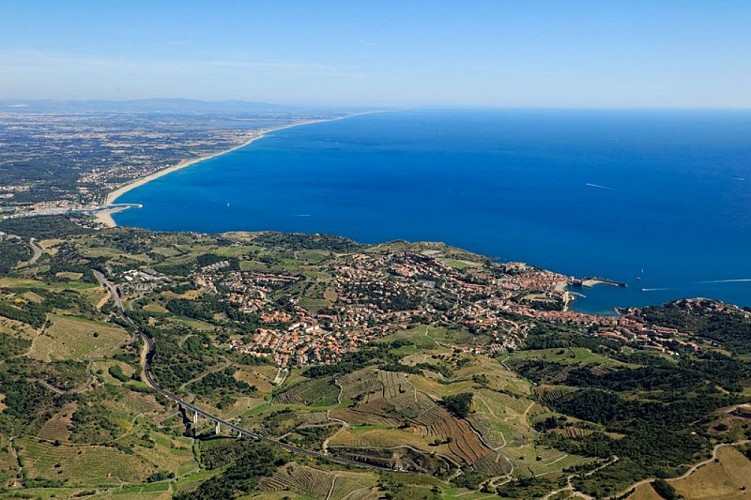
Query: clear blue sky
[{"left": 1, "top": 1, "right": 750, "bottom": 107}]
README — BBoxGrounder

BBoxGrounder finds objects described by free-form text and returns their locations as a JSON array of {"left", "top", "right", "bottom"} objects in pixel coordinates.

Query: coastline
[{"left": 96, "top": 115, "right": 357, "bottom": 227}]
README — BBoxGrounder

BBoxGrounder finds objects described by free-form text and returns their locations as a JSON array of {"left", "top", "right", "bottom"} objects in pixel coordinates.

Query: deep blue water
[{"left": 114, "top": 109, "right": 751, "bottom": 313}]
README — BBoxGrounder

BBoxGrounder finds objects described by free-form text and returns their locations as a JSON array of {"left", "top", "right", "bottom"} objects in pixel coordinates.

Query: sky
[{"left": 1, "top": 1, "right": 750, "bottom": 107}]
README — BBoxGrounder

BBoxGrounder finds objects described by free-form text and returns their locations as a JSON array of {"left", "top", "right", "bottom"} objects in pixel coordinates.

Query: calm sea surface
[{"left": 114, "top": 110, "right": 751, "bottom": 313}]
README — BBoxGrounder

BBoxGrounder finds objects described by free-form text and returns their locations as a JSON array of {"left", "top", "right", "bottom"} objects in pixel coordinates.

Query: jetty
[{"left": 571, "top": 276, "right": 627, "bottom": 288}]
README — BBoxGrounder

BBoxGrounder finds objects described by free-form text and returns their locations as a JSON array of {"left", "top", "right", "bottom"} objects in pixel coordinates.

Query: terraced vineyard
[
  {"left": 16, "top": 437, "right": 154, "bottom": 485},
  {"left": 272, "top": 377, "right": 341, "bottom": 406},
  {"left": 2, "top": 228, "right": 750, "bottom": 498},
  {"left": 260, "top": 463, "right": 379, "bottom": 499}
]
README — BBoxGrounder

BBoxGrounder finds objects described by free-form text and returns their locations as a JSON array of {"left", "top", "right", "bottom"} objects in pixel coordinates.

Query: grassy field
[
  {"left": 670, "top": 446, "right": 751, "bottom": 499},
  {"left": 234, "top": 364, "right": 279, "bottom": 393},
  {"left": 0, "top": 435, "right": 19, "bottom": 490},
  {"left": 508, "top": 346, "right": 629, "bottom": 368},
  {"left": 37, "top": 402, "right": 77, "bottom": 442},
  {"left": 29, "top": 314, "right": 130, "bottom": 362},
  {"left": 440, "top": 258, "right": 482, "bottom": 270},
  {"left": 628, "top": 483, "right": 664, "bottom": 500},
  {"left": 330, "top": 426, "right": 432, "bottom": 450}
]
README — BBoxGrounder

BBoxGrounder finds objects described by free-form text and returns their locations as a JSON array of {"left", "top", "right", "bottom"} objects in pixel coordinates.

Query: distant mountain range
[{"left": 0, "top": 98, "right": 369, "bottom": 116}]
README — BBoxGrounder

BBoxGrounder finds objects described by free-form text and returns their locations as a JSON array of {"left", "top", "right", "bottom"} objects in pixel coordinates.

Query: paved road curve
[
  {"left": 94, "top": 269, "right": 387, "bottom": 471},
  {"left": 137, "top": 323, "right": 386, "bottom": 469}
]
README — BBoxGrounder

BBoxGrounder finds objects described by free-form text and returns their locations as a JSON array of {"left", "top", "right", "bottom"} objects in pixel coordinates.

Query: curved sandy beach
[{"left": 96, "top": 117, "right": 347, "bottom": 227}]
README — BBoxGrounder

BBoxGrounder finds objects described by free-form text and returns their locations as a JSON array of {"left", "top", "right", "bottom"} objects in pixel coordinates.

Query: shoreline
[{"left": 96, "top": 115, "right": 358, "bottom": 227}]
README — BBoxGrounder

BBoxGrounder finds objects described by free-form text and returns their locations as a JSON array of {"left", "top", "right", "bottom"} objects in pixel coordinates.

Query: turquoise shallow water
[{"left": 114, "top": 109, "right": 751, "bottom": 313}]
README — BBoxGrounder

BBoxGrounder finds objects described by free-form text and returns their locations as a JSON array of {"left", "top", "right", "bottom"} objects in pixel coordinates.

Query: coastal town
[
  {"left": 0, "top": 107, "right": 308, "bottom": 217},
  {"left": 182, "top": 245, "right": 710, "bottom": 368}
]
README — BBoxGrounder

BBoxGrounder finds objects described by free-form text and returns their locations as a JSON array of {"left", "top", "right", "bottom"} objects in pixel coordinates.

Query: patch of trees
[
  {"left": 189, "top": 367, "right": 256, "bottom": 408},
  {"left": 252, "top": 232, "right": 360, "bottom": 252},
  {"left": 441, "top": 392, "right": 473, "bottom": 418},
  {"left": 302, "top": 344, "right": 392, "bottom": 378},
  {"left": 639, "top": 300, "right": 751, "bottom": 354},
  {"left": 0, "top": 239, "right": 30, "bottom": 275},
  {"left": 450, "top": 469, "right": 492, "bottom": 490},
  {"left": 147, "top": 328, "right": 223, "bottom": 391},
  {"left": 0, "top": 300, "right": 48, "bottom": 328},
  {"left": 302, "top": 341, "right": 411, "bottom": 378},
  {"left": 164, "top": 294, "right": 259, "bottom": 331},
  {"left": 523, "top": 322, "right": 619, "bottom": 352},
  {"left": 0, "top": 377, "right": 60, "bottom": 429},
  {"left": 177, "top": 442, "right": 287, "bottom": 499},
  {"left": 233, "top": 353, "right": 273, "bottom": 366},
  {"left": 108, "top": 365, "right": 130, "bottom": 382},
  {"left": 0, "top": 287, "right": 94, "bottom": 328},
  {"left": 496, "top": 476, "right": 564, "bottom": 498},
  {"left": 0, "top": 332, "right": 31, "bottom": 358},
  {"left": 652, "top": 479, "right": 679, "bottom": 500},
  {"left": 153, "top": 262, "right": 194, "bottom": 276},
  {"left": 47, "top": 262, "right": 97, "bottom": 283},
  {"left": 538, "top": 386, "right": 737, "bottom": 494},
  {"left": 95, "top": 228, "right": 158, "bottom": 254},
  {"left": 380, "top": 363, "right": 422, "bottom": 375},
  {"left": 145, "top": 471, "right": 175, "bottom": 483},
  {"left": 416, "top": 362, "right": 453, "bottom": 378},
  {"left": 0, "top": 216, "right": 89, "bottom": 239},
  {"left": 285, "top": 425, "right": 338, "bottom": 449},
  {"left": 165, "top": 297, "right": 214, "bottom": 321},
  {"left": 195, "top": 253, "right": 239, "bottom": 269},
  {"left": 512, "top": 333, "right": 750, "bottom": 495},
  {"left": 70, "top": 388, "right": 121, "bottom": 443},
  {"left": 534, "top": 415, "right": 568, "bottom": 432}
]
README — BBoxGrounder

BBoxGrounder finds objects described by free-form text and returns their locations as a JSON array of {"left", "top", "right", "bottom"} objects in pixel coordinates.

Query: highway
[
  {"left": 96, "top": 271, "right": 385, "bottom": 470},
  {"left": 137, "top": 323, "right": 385, "bottom": 469},
  {"left": 93, "top": 270, "right": 123, "bottom": 311}
]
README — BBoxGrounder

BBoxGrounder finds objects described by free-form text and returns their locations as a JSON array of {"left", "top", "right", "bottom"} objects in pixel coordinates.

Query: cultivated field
[
  {"left": 17, "top": 436, "right": 155, "bottom": 486},
  {"left": 29, "top": 314, "right": 130, "bottom": 362},
  {"left": 259, "top": 463, "right": 379, "bottom": 500},
  {"left": 272, "top": 377, "right": 340, "bottom": 406}
]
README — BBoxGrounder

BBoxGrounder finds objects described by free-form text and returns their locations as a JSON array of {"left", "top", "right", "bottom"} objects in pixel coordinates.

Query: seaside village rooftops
[{"left": 184, "top": 251, "right": 696, "bottom": 368}]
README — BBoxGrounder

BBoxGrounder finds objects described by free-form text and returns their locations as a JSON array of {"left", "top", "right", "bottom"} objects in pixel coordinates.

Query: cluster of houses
[
  {"left": 119, "top": 268, "right": 169, "bottom": 294},
  {"left": 189, "top": 250, "right": 709, "bottom": 367}
]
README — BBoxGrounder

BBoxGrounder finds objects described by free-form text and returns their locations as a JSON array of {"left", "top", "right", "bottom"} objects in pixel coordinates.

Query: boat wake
[
  {"left": 698, "top": 278, "right": 751, "bottom": 284},
  {"left": 585, "top": 182, "right": 615, "bottom": 191}
]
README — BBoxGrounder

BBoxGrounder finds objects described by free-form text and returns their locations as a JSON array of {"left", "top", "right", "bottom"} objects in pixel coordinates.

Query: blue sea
[{"left": 114, "top": 109, "right": 751, "bottom": 313}]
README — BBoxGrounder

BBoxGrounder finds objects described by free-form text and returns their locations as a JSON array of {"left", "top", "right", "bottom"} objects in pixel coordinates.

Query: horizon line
[{"left": 2, "top": 98, "right": 751, "bottom": 112}]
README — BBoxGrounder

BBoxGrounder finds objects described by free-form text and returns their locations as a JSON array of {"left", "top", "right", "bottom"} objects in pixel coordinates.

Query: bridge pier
[
  {"left": 215, "top": 422, "right": 221, "bottom": 435},
  {"left": 193, "top": 411, "right": 199, "bottom": 424}
]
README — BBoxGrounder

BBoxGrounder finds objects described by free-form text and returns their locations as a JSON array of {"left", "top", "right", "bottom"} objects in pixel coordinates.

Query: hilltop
[{"left": 0, "top": 218, "right": 749, "bottom": 499}]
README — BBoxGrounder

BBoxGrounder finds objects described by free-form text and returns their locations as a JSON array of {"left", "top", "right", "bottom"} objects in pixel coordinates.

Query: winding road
[
  {"left": 27, "top": 239, "right": 43, "bottom": 266},
  {"left": 93, "top": 270, "right": 122, "bottom": 311},
  {"left": 138, "top": 328, "right": 388, "bottom": 469},
  {"left": 94, "top": 271, "right": 389, "bottom": 470},
  {"left": 611, "top": 439, "right": 751, "bottom": 498}
]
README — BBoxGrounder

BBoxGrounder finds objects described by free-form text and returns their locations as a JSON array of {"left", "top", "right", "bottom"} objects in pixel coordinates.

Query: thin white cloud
[{"left": 0, "top": 49, "right": 367, "bottom": 79}]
